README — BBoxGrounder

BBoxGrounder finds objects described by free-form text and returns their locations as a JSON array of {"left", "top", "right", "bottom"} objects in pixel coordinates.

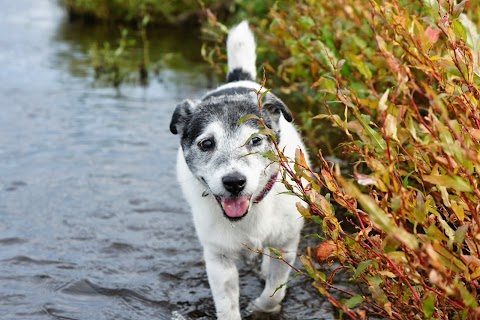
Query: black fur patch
[
  {"left": 180, "top": 96, "right": 271, "bottom": 149},
  {"left": 227, "top": 68, "right": 254, "bottom": 82},
  {"left": 170, "top": 100, "right": 195, "bottom": 135}
]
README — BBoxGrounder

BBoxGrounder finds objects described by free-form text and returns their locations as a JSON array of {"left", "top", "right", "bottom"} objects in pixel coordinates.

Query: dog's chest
[{"left": 208, "top": 212, "right": 277, "bottom": 252}]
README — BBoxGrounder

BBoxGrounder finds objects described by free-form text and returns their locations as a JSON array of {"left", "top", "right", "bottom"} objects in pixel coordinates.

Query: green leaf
[
  {"left": 261, "top": 150, "right": 278, "bottom": 162},
  {"left": 142, "top": 14, "right": 150, "bottom": 27},
  {"left": 402, "top": 171, "right": 415, "bottom": 188},
  {"left": 300, "top": 255, "right": 318, "bottom": 281},
  {"left": 426, "top": 224, "right": 450, "bottom": 243},
  {"left": 368, "top": 284, "right": 389, "bottom": 305},
  {"left": 458, "top": 12, "right": 480, "bottom": 52},
  {"left": 239, "top": 114, "right": 260, "bottom": 124},
  {"left": 299, "top": 16, "right": 315, "bottom": 29},
  {"left": 344, "top": 295, "right": 364, "bottom": 309},
  {"left": 311, "top": 215, "right": 323, "bottom": 225},
  {"left": 354, "top": 260, "right": 372, "bottom": 279},
  {"left": 258, "top": 128, "right": 276, "bottom": 138},
  {"left": 454, "top": 280, "right": 478, "bottom": 309},
  {"left": 423, "top": 175, "right": 472, "bottom": 192},
  {"left": 390, "top": 195, "right": 401, "bottom": 212},
  {"left": 269, "top": 247, "right": 283, "bottom": 259},
  {"left": 271, "top": 272, "right": 299, "bottom": 297},
  {"left": 422, "top": 293, "right": 435, "bottom": 318},
  {"left": 454, "top": 224, "right": 469, "bottom": 245},
  {"left": 358, "top": 114, "right": 386, "bottom": 151},
  {"left": 365, "top": 275, "right": 383, "bottom": 287},
  {"left": 346, "top": 53, "right": 372, "bottom": 79},
  {"left": 342, "top": 180, "right": 419, "bottom": 250},
  {"left": 453, "top": 20, "right": 468, "bottom": 44},
  {"left": 432, "top": 243, "right": 465, "bottom": 272},
  {"left": 312, "top": 114, "right": 331, "bottom": 120}
]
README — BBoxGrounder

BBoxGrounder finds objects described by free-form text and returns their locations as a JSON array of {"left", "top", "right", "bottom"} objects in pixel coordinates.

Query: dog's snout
[{"left": 222, "top": 172, "right": 246, "bottom": 194}]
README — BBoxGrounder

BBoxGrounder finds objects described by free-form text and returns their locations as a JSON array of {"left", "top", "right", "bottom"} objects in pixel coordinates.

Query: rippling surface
[{"left": 0, "top": 1, "right": 341, "bottom": 319}]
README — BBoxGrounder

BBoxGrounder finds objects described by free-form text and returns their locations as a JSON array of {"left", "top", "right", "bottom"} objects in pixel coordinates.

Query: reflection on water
[
  {"left": 0, "top": 1, "right": 339, "bottom": 319},
  {"left": 52, "top": 16, "right": 216, "bottom": 89}
]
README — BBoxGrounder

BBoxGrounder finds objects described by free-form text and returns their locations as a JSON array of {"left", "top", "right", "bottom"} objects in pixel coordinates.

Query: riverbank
[{"left": 59, "top": 0, "right": 233, "bottom": 26}]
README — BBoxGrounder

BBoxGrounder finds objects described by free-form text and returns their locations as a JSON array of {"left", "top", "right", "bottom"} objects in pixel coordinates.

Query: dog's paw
[
  {"left": 246, "top": 298, "right": 282, "bottom": 314},
  {"left": 171, "top": 311, "right": 188, "bottom": 320}
]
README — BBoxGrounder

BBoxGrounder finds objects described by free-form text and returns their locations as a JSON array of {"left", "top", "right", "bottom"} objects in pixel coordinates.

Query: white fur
[
  {"left": 174, "top": 22, "right": 310, "bottom": 319},
  {"left": 227, "top": 21, "right": 257, "bottom": 81},
  {"left": 189, "top": 121, "right": 269, "bottom": 197},
  {"left": 176, "top": 115, "right": 308, "bottom": 319}
]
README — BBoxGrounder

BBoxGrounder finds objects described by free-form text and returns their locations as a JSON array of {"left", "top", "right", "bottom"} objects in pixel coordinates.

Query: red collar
[{"left": 253, "top": 172, "right": 279, "bottom": 203}]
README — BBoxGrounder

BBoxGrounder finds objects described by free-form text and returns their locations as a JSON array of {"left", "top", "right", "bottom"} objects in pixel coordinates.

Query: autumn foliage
[
  {"left": 265, "top": 0, "right": 480, "bottom": 319},
  {"left": 204, "top": 0, "right": 480, "bottom": 318}
]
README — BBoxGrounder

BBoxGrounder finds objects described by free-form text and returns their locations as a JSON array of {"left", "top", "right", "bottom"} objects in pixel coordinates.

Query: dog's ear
[
  {"left": 262, "top": 94, "right": 293, "bottom": 123},
  {"left": 170, "top": 99, "right": 197, "bottom": 135}
]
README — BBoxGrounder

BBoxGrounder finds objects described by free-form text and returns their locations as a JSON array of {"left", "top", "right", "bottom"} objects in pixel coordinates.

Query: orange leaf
[{"left": 313, "top": 241, "right": 336, "bottom": 263}]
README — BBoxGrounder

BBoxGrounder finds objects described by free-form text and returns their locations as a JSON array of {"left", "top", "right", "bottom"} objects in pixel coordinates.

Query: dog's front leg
[
  {"left": 204, "top": 249, "right": 241, "bottom": 320},
  {"left": 250, "top": 247, "right": 298, "bottom": 313}
]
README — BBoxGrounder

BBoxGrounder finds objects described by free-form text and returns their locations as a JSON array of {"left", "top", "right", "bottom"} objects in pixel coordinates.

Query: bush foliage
[
  {"left": 206, "top": 0, "right": 480, "bottom": 318},
  {"left": 274, "top": 1, "right": 480, "bottom": 318},
  {"left": 60, "top": 0, "right": 230, "bottom": 25}
]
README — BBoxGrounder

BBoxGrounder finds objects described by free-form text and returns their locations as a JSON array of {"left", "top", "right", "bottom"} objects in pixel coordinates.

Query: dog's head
[{"left": 170, "top": 91, "right": 292, "bottom": 220}]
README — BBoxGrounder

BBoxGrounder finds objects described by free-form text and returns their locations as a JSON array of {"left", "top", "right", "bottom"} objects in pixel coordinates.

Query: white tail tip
[{"left": 226, "top": 21, "right": 257, "bottom": 82}]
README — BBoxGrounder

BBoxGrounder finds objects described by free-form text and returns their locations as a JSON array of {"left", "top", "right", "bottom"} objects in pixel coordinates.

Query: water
[{"left": 0, "top": 1, "right": 343, "bottom": 319}]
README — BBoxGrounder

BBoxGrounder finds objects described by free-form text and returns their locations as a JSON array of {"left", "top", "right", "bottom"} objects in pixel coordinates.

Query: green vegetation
[
  {"left": 60, "top": 0, "right": 266, "bottom": 88},
  {"left": 60, "top": 0, "right": 231, "bottom": 25},
  {"left": 88, "top": 18, "right": 150, "bottom": 87},
  {"left": 60, "top": 0, "right": 230, "bottom": 88},
  {"left": 206, "top": 0, "right": 480, "bottom": 318},
  {"left": 278, "top": 0, "right": 480, "bottom": 318}
]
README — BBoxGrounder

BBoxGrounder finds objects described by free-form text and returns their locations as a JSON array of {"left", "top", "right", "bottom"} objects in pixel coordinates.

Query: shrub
[
  {"left": 59, "top": 0, "right": 230, "bottom": 25},
  {"left": 271, "top": 0, "right": 480, "bottom": 318},
  {"left": 206, "top": 0, "right": 480, "bottom": 318}
]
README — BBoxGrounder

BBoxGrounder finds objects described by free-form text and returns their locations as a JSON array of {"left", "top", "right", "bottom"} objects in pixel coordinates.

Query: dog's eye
[
  {"left": 250, "top": 136, "right": 262, "bottom": 146},
  {"left": 198, "top": 138, "right": 215, "bottom": 151}
]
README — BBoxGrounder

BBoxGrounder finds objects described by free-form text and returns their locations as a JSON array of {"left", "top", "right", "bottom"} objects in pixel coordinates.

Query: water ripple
[
  {"left": 0, "top": 237, "right": 28, "bottom": 245},
  {"left": 2, "top": 255, "right": 72, "bottom": 267}
]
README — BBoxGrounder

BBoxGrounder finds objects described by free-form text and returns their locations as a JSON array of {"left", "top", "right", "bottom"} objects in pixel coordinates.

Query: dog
[{"left": 170, "top": 21, "right": 309, "bottom": 319}]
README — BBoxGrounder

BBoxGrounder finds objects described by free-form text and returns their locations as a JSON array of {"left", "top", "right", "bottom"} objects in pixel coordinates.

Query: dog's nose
[{"left": 222, "top": 172, "right": 247, "bottom": 195}]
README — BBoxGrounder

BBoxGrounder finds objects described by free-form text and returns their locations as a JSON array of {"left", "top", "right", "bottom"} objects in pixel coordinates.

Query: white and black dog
[{"left": 170, "top": 21, "right": 309, "bottom": 319}]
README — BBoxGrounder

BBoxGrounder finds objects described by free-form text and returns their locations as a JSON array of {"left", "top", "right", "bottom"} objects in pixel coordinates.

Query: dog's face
[{"left": 170, "top": 92, "right": 292, "bottom": 220}]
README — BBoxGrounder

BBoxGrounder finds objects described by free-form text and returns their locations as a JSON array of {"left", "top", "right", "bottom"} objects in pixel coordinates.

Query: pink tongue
[{"left": 220, "top": 196, "right": 250, "bottom": 218}]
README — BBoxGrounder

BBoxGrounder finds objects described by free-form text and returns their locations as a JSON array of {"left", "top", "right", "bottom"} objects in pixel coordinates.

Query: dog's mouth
[{"left": 215, "top": 195, "right": 251, "bottom": 220}]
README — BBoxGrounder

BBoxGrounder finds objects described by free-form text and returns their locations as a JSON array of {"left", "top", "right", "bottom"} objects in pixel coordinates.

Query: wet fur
[{"left": 170, "top": 21, "right": 309, "bottom": 319}]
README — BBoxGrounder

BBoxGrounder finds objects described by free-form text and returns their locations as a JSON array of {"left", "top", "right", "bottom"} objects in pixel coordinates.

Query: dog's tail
[{"left": 226, "top": 21, "right": 256, "bottom": 82}]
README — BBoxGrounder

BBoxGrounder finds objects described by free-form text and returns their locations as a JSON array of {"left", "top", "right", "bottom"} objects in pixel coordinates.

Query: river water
[{"left": 0, "top": 1, "right": 340, "bottom": 319}]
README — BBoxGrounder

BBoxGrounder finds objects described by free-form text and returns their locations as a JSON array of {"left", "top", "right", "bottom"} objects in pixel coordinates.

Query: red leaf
[{"left": 425, "top": 26, "right": 440, "bottom": 44}]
